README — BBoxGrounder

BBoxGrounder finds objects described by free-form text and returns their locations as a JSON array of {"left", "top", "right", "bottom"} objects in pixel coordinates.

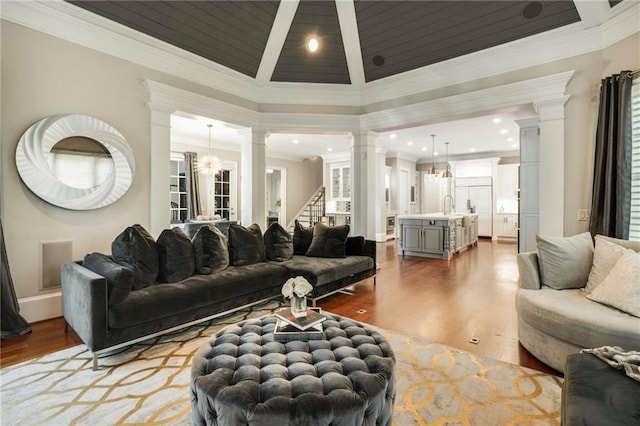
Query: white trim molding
[
  {"left": 19, "top": 292, "right": 62, "bottom": 323},
  {"left": 3, "top": 0, "right": 637, "bottom": 108}
]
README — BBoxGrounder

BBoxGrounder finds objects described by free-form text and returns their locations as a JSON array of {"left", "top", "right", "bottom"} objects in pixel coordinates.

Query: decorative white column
[
  {"left": 350, "top": 131, "right": 377, "bottom": 239},
  {"left": 516, "top": 118, "right": 540, "bottom": 252},
  {"left": 375, "top": 147, "right": 388, "bottom": 242},
  {"left": 148, "top": 106, "right": 173, "bottom": 237},
  {"left": 240, "top": 128, "right": 267, "bottom": 228},
  {"left": 535, "top": 96, "right": 569, "bottom": 237}
]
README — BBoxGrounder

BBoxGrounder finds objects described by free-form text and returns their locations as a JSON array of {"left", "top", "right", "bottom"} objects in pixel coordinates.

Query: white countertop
[{"left": 397, "top": 212, "right": 479, "bottom": 220}]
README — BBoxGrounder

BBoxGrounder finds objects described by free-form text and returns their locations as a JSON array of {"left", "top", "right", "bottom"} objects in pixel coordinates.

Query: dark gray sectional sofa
[{"left": 61, "top": 222, "right": 376, "bottom": 370}]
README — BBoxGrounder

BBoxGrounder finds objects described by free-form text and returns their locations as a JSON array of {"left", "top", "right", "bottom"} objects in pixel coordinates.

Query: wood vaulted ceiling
[{"left": 67, "top": 1, "right": 591, "bottom": 85}]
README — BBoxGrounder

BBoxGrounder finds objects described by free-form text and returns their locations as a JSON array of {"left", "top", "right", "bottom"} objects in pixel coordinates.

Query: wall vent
[{"left": 41, "top": 241, "right": 72, "bottom": 290}]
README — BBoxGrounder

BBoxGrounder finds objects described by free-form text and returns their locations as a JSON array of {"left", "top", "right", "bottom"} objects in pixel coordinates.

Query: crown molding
[
  {"left": 445, "top": 150, "right": 520, "bottom": 163},
  {"left": 259, "top": 112, "right": 360, "bottom": 133},
  {"left": 600, "top": 0, "right": 640, "bottom": 48},
  {"left": 3, "top": 0, "right": 637, "bottom": 109},
  {"left": 385, "top": 151, "right": 420, "bottom": 163},
  {"left": 321, "top": 152, "right": 351, "bottom": 163},
  {"left": 361, "top": 71, "right": 574, "bottom": 131},
  {"left": 144, "top": 80, "right": 259, "bottom": 128}
]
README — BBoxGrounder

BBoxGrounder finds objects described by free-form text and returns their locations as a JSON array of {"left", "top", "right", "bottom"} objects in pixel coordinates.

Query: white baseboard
[
  {"left": 18, "top": 292, "right": 62, "bottom": 323},
  {"left": 375, "top": 232, "right": 387, "bottom": 242}
]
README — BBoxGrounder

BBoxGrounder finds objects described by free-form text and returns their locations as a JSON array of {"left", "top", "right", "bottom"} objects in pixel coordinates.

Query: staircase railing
[{"left": 287, "top": 186, "right": 326, "bottom": 230}]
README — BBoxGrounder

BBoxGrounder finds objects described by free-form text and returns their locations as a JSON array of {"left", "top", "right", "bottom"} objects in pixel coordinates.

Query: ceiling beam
[
  {"left": 572, "top": 0, "right": 611, "bottom": 28},
  {"left": 335, "top": 0, "right": 366, "bottom": 87},
  {"left": 255, "top": 0, "right": 299, "bottom": 84}
]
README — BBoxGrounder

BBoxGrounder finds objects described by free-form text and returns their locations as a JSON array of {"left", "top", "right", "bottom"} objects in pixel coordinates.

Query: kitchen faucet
[{"left": 443, "top": 195, "right": 454, "bottom": 215}]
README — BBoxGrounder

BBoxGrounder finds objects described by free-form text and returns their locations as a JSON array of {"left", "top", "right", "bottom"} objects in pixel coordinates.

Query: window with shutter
[{"left": 630, "top": 79, "right": 640, "bottom": 241}]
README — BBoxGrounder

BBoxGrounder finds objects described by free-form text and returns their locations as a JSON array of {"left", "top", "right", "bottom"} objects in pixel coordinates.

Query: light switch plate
[{"left": 577, "top": 209, "right": 590, "bottom": 221}]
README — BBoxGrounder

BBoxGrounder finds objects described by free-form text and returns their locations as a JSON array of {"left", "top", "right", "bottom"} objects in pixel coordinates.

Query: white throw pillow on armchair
[
  {"left": 587, "top": 249, "right": 640, "bottom": 318},
  {"left": 585, "top": 236, "right": 628, "bottom": 293}
]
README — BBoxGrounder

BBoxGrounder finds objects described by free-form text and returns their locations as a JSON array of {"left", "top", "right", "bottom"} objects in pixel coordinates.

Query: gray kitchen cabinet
[
  {"left": 401, "top": 223, "right": 423, "bottom": 252},
  {"left": 422, "top": 225, "right": 445, "bottom": 254},
  {"left": 399, "top": 214, "right": 479, "bottom": 259},
  {"left": 399, "top": 218, "right": 451, "bottom": 258}
]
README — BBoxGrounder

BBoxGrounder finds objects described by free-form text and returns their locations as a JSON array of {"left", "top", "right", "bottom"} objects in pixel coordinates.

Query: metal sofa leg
[
  {"left": 92, "top": 353, "right": 99, "bottom": 371},
  {"left": 374, "top": 276, "right": 377, "bottom": 287}
]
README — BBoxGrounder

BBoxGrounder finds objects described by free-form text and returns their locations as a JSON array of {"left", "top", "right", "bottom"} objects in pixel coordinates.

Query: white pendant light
[
  {"left": 442, "top": 142, "right": 453, "bottom": 179},
  {"left": 427, "top": 134, "right": 438, "bottom": 177},
  {"left": 197, "top": 124, "right": 220, "bottom": 175}
]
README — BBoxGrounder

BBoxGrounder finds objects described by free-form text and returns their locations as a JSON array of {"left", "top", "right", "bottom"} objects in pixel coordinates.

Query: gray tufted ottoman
[{"left": 191, "top": 313, "right": 396, "bottom": 425}]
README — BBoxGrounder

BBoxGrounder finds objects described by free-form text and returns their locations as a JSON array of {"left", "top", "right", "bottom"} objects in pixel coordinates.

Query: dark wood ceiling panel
[
  {"left": 355, "top": 1, "right": 581, "bottom": 82},
  {"left": 609, "top": 1, "right": 623, "bottom": 7},
  {"left": 271, "top": 0, "right": 350, "bottom": 84},
  {"left": 67, "top": 1, "right": 279, "bottom": 78}
]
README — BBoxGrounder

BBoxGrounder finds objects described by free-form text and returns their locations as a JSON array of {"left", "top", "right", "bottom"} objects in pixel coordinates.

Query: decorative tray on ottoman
[{"left": 273, "top": 307, "right": 326, "bottom": 342}]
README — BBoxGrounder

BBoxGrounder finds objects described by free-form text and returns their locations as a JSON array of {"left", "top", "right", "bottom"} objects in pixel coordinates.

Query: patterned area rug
[{"left": 0, "top": 301, "right": 562, "bottom": 425}]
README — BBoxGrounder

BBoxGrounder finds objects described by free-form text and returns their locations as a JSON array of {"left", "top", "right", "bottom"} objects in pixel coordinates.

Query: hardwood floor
[{"left": 0, "top": 239, "right": 558, "bottom": 375}]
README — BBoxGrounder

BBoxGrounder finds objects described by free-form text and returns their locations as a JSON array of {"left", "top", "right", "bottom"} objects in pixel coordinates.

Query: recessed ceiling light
[
  {"left": 511, "top": 143, "right": 518, "bottom": 148},
  {"left": 434, "top": 152, "right": 439, "bottom": 156},
  {"left": 293, "top": 139, "right": 299, "bottom": 144},
  {"left": 522, "top": 1, "right": 543, "bottom": 19},
  {"left": 500, "top": 129, "right": 509, "bottom": 134},
  {"left": 327, "top": 147, "right": 333, "bottom": 152},
  {"left": 372, "top": 55, "right": 385, "bottom": 66},
  {"left": 422, "top": 147, "right": 427, "bottom": 151},
  {"left": 390, "top": 134, "right": 396, "bottom": 139},
  {"left": 407, "top": 141, "right": 413, "bottom": 146},
  {"left": 306, "top": 37, "right": 319, "bottom": 53},
  {"left": 470, "top": 148, "right": 476, "bottom": 152},
  {"left": 507, "top": 137, "right": 514, "bottom": 142},
  {"left": 492, "top": 118, "right": 501, "bottom": 124}
]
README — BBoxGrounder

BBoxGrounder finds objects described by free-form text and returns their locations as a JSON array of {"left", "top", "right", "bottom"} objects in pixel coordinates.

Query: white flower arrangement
[{"left": 281, "top": 276, "right": 313, "bottom": 299}]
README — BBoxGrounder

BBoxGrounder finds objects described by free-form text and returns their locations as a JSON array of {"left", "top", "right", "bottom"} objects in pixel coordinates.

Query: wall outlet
[{"left": 577, "top": 209, "right": 590, "bottom": 221}]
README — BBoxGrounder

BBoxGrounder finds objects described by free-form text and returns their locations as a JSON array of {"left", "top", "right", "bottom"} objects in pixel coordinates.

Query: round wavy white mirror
[{"left": 15, "top": 114, "right": 135, "bottom": 210}]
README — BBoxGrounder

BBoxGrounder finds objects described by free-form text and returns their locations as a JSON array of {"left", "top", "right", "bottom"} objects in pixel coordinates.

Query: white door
[
  {"left": 399, "top": 169, "right": 409, "bottom": 215},
  {"left": 214, "top": 161, "right": 237, "bottom": 222}
]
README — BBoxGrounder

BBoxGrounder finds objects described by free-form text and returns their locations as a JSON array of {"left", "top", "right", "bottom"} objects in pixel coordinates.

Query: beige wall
[
  {"left": 1, "top": 22, "right": 322, "bottom": 304},
  {"left": 563, "top": 34, "right": 639, "bottom": 236},
  {"left": 266, "top": 156, "right": 324, "bottom": 226},
  {"left": 2, "top": 21, "right": 153, "bottom": 300}
]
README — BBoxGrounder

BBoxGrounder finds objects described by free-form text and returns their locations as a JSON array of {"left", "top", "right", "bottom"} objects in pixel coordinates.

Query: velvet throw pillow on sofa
[
  {"left": 157, "top": 227, "right": 195, "bottom": 283},
  {"left": 536, "top": 232, "right": 594, "bottom": 290},
  {"left": 192, "top": 225, "right": 229, "bottom": 274},
  {"left": 264, "top": 223, "right": 293, "bottom": 262},
  {"left": 83, "top": 252, "right": 133, "bottom": 305},
  {"left": 112, "top": 224, "right": 159, "bottom": 289},
  {"left": 293, "top": 220, "right": 314, "bottom": 255},
  {"left": 345, "top": 236, "right": 365, "bottom": 256},
  {"left": 306, "top": 223, "right": 350, "bottom": 258},
  {"left": 228, "top": 223, "right": 266, "bottom": 266}
]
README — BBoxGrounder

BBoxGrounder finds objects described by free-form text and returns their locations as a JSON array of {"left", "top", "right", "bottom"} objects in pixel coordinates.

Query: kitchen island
[{"left": 398, "top": 213, "right": 479, "bottom": 259}]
